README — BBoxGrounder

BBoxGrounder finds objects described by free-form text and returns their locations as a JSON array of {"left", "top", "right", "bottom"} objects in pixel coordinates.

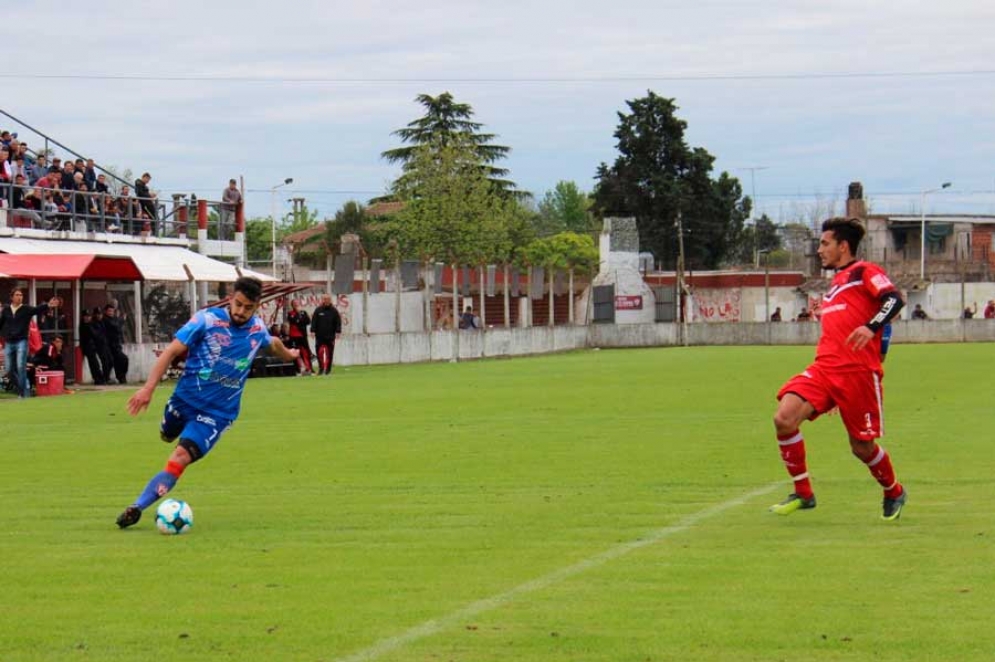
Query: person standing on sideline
[
  {"left": 0, "top": 290, "right": 60, "bottom": 398},
  {"left": 78, "top": 309, "right": 106, "bottom": 385},
  {"left": 116, "top": 277, "right": 299, "bottom": 529},
  {"left": 220, "top": 178, "right": 242, "bottom": 239},
  {"left": 103, "top": 304, "right": 130, "bottom": 384},
  {"left": 287, "top": 299, "right": 313, "bottom": 375},
  {"left": 771, "top": 217, "right": 908, "bottom": 521},
  {"left": 311, "top": 293, "right": 342, "bottom": 375},
  {"left": 91, "top": 307, "right": 115, "bottom": 385}
]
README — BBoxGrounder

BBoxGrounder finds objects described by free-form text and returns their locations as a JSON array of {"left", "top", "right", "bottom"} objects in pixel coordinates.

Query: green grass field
[{"left": 2, "top": 344, "right": 993, "bottom": 661}]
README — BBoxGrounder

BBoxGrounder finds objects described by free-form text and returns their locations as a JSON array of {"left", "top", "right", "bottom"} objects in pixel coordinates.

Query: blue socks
[{"left": 135, "top": 470, "right": 178, "bottom": 510}]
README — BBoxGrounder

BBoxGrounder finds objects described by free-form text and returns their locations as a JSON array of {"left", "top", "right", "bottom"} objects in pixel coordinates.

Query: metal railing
[
  {"left": 1, "top": 182, "right": 163, "bottom": 234},
  {"left": 1, "top": 183, "right": 238, "bottom": 239}
]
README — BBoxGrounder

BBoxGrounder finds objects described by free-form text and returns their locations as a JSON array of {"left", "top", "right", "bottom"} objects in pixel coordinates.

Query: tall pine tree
[{"left": 593, "top": 92, "right": 749, "bottom": 269}]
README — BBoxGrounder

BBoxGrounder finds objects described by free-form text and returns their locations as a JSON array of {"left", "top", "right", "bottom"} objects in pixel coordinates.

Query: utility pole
[
  {"left": 676, "top": 210, "right": 688, "bottom": 347},
  {"left": 739, "top": 166, "right": 769, "bottom": 267}
]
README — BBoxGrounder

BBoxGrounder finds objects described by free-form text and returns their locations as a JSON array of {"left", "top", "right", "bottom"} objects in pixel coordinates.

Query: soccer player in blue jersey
[{"left": 116, "top": 276, "right": 299, "bottom": 528}]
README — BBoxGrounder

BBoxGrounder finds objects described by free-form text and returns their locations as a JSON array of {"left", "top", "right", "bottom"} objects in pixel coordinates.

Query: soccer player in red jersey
[{"left": 771, "top": 217, "right": 908, "bottom": 520}]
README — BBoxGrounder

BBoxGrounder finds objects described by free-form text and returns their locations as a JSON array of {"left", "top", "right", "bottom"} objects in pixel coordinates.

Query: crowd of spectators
[{"left": 1, "top": 129, "right": 159, "bottom": 234}]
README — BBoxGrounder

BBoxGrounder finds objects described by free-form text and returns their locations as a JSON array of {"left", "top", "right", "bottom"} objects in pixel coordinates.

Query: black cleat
[
  {"left": 116, "top": 506, "right": 142, "bottom": 529},
  {"left": 882, "top": 488, "right": 907, "bottom": 521}
]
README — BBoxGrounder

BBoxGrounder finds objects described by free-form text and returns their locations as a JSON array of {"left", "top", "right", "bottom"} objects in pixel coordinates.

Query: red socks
[
  {"left": 778, "top": 430, "right": 813, "bottom": 499},
  {"left": 165, "top": 461, "right": 186, "bottom": 478},
  {"left": 863, "top": 443, "right": 903, "bottom": 499}
]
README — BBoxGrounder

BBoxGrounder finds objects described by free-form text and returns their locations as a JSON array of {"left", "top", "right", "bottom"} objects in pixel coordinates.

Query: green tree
[
  {"left": 736, "top": 214, "right": 783, "bottom": 263},
  {"left": 520, "top": 232, "right": 598, "bottom": 273},
  {"left": 592, "top": 91, "right": 750, "bottom": 269},
  {"left": 382, "top": 92, "right": 521, "bottom": 198},
  {"left": 388, "top": 138, "right": 512, "bottom": 267},
  {"left": 244, "top": 217, "right": 275, "bottom": 264},
  {"left": 535, "top": 181, "right": 595, "bottom": 236}
]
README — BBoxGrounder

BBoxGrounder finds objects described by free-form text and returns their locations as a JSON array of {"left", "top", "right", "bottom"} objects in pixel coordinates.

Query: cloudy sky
[{"left": 3, "top": 1, "right": 993, "bottom": 223}]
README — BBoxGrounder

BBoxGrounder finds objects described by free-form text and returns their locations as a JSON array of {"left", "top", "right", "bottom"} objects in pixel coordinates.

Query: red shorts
[{"left": 777, "top": 363, "right": 885, "bottom": 441}]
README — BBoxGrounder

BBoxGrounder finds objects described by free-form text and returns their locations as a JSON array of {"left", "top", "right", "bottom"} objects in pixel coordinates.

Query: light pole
[
  {"left": 758, "top": 249, "right": 771, "bottom": 323},
  {"left": 271, "top": 177, "right": 293, "bottom": 277},
  {"left": 739, "top": 166, "right": 769, "bottom": 267},
  {"left": 919, "top": 181, "right": 951, "bottom": 279}
]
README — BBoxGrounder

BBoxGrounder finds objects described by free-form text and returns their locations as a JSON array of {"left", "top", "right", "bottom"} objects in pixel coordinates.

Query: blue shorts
[{"left": 160, "top": 396, "right": 233, "bottom": 460}]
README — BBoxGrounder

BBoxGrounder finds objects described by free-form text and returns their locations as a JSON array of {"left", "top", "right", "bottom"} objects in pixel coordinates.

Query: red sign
[{"left": 615, "top": 295, "right": 643, "bottom": 310}]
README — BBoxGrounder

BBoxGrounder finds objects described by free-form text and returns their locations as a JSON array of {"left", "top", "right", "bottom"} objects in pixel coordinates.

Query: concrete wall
[
  {"left": 109, "top": 319, "right": 993, "bottom": 384},
  {"left": 915, "top": 283, "right": 995, "bottom": 320}
]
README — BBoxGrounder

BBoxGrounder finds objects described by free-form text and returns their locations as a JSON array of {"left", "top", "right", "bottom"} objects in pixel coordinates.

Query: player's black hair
[
  {"left": 233, "top": 276, "right": 263, "bottom": 303},
  {"left": 821, "top": 217, "right": 865, "bottom": 255}
]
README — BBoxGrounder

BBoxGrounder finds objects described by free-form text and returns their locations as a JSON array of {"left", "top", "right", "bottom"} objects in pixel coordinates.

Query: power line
[{"left": 1, "top": 70, "right": 993, "bottom": 84}]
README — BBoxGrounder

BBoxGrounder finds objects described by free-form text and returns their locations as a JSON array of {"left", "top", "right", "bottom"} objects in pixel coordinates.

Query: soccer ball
[{"left": 155, "top": 499, "right": 194, "bottom": 535}]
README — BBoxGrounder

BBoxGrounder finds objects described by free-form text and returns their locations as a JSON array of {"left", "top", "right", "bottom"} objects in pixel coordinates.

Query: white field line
[{"left": 334, "top": 481, "right": 783, "bottom": 662}]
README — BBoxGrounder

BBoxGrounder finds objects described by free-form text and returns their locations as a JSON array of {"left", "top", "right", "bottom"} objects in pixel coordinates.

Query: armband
[{"left": 865, "top": 291, "right": 904, "bottom": 332}]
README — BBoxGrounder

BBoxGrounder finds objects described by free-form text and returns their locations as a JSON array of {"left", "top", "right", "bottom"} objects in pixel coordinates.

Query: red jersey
[
  {"left": 815, "top": 260, "right": 896, "bottom": 372},
  {"left": 287, "top": 309, "right": 309, "bottom": 339}
]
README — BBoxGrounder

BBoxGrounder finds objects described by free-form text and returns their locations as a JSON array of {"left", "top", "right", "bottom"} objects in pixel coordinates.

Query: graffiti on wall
[
  {"left": 256, "top": 289, "right": 352, "bottom": 332},
  {"left": 695, "top": 288, "right": 742, "bottom": 323}
]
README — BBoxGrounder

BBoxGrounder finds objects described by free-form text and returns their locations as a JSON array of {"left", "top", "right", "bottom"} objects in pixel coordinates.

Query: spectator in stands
[
  {"left": 103, "top": 194, "right": 122, "bottom": 232},
  {"left": 985, "top": 300, "right": 995, "bottom": 319},
  {"left": 18, "top": 142, "right": 33, "bottom": 166},
  {"left": 83, "top": 159, "right": 97, "bottom": 189},
  {"left": 11, "top": 174, "right": 29, "bottom": 209},
  {"left": 11, "top": 155, "right": 27, "bottom": 182},
  {"left": 962, "top": 303, "right": 978, "bottom": 319},
  {"left": 134, "top": 172, "right": 157, "bottom": 227},
  {"left": 10, "top": 175, "right": 42, "bottom": 227},
  {"left": 311, "top": 293, "right": 342, "bottom": 375},
  {"left": 0, "top": 130, "right": 14, "bottom": 146},
  {"left": 117, "top": 184, "right": 139, "bottom": 234},
  {"left": 770, "top": 307, "right": 782, "bottom": 322},
  {"left": 34, "top": 168, "right": 58, "bottom": 191},
  {"left": 103, "top": 304, "right": 129, "bottom": 384},
  {"left": 911, "top": 304, "right": 929, "bottom": 320},
  {"left": 0, "top": 146, "right": 12, "bottom": 202},
  {"left": 74, "top": 182, "right": 100, "bottom": 229},
  {"left": 221, "top": 178, "right": 242, "bottom": 237},
  {"left": 29, "top": 154, "right": 48, "bottom": 183},
  {"left": 95, "top": 173, "right": 109, "bottom": 193},
  {"left": 795, "top": 307, "right": 813, "bottom": 322},
  {"left": 60, "top": 161, "right": 76, "bottom": 190},
  {"left": 79, "top": 309, "right": 106, "bottom": 385},
  {"left": 0, "top": 290, "right": 60, "bottom": 398}
]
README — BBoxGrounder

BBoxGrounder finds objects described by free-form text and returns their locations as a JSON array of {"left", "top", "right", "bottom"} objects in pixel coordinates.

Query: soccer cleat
[
  {"left": 116, "top": 506, "right": 142, "bottom": 529},
  {"left": 769, "top": 493, "right": 817, "bottom": 515},
  {"left": 881, "top": 488, "right": 907, "bottom": 521}
]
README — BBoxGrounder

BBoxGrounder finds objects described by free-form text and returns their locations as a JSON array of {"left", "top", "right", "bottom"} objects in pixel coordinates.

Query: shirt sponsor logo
[{"left": 870, "top": 273, "right": 893, "bottom": 291}]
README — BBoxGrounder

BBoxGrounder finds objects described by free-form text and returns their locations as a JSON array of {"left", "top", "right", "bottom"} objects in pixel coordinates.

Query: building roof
[
  {"left": 283, "top": 224, "right": 327, "bottom": 245},
  {"left": 0, "top": 237, "right": 274, "bottom": 282},
  {"left": 365, "top": 200, "right": 405, "bottom": 217},
  {"left": 0, "top": 253, "right": 143, "bottom": 281}
]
